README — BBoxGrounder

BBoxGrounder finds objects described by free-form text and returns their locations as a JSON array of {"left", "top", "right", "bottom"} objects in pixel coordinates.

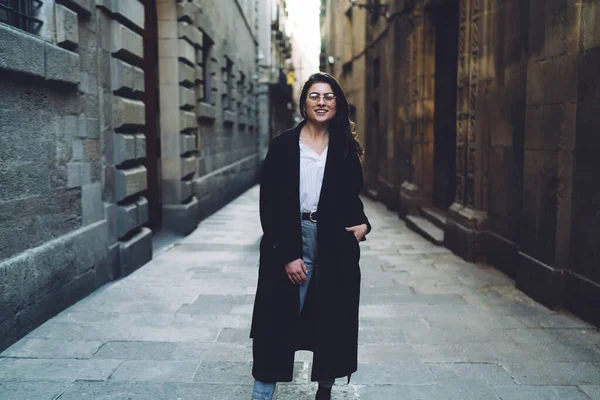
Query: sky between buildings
[{"left": 285, "top": 0, "right": 321, "bottom": 76}]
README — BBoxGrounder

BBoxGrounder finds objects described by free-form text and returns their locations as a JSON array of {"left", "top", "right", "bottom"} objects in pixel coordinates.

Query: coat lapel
[{"left": 316, "top": 128, "right": 338, "bottom": 216}]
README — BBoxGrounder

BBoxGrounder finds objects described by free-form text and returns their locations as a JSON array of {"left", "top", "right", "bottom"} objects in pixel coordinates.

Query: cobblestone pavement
[{"left": 1, "top": 186, "right": 600, "bottom": 400}]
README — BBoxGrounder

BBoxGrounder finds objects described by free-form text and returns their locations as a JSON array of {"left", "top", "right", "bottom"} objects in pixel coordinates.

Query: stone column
[
  {"left": 157, "top": 0, "right": 201, "bottom": 235},
  {"left": 399, "top": 4, "right": 435, "bottom": 216},
  {"left": 97, "top": 0, "right": 153, "bottom": 276},
  {"left": 444, "top": 0, "right": 488, "bottom": 261}
]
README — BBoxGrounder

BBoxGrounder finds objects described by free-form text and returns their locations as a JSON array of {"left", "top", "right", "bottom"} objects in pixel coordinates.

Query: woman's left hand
[{"left": 345, "top": 224, "right": 368, "bottom": 242}]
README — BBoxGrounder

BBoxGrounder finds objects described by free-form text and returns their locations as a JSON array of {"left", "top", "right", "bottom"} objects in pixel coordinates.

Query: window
[
  {"left": 0, "top": 0, "right": 42, "bottom": 34},
  {"left": 200, "top": 34, "right": 214, "bottom": 104}
]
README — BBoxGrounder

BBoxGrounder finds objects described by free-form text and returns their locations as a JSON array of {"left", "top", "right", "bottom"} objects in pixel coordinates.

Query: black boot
[{"left": 315, "top": 385, "right": 332, "bottom": 400}]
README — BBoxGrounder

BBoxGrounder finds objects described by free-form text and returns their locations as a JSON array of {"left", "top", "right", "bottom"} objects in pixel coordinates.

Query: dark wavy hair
[{"left": 299, "top": 72, "right": 364, "bottom": 160}]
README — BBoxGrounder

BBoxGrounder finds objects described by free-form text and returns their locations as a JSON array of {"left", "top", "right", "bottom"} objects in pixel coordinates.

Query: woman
[{"left": 250, "top": 73, "right": 371, "bottom": 400}]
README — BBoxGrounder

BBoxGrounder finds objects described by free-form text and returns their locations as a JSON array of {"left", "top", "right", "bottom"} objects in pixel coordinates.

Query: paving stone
[
  {"left": 110, "top": 360, "right": 200, "bottom": 382},
  {"left": 92, "top": 341, "right": 176, "bottom": 360},
  {"left": 359, "top": 382, "right": 501, "bottom": 400},
  {"left": 351, "top": 362, "right": 436, "bottom": 385},
  {"left": 430, "top": 363, "right": 516, "bottom": 385},
  {"left": 403, "top": 326, "right": 514, "bottom": 345},
  {"left": 1, "top": 338, "right": 102, "bottom": 359},
  {"left": 503, "top": 362, "right": 600, "bottom": 385},
  {"left": 57, "top": 381, "right": 252, "bottom": 400},
  {"left": 172, "top": 343, "right": 252, "bottom": 362},
  {"left": 277, "top": 383, "right": 359, "bottom": 399},
  {"left": 192, "top": 361, "right": 259, "bottom": 385},
  {"left": 358, "top": 328, "right": 406, "bottom": 344},
  {"left": 503, "top": 328, "right": 564, "bottom": 344},
  {"left": 217, "top": 328, "right": 251, "bottom": 344},
  {"left": 580, "top": 385, "right": 600, "bottom": 399},
  {"left": 0, "top": 358, "right": 121, "bottom": 381},
  {"left": 0, "top": 381, "right": 71, "bottom": 400},
  {"left": 493, "top": 385, "right": 590, "bottom": 400},
  {"left": 2, "top": 187, "right": 599, "bottom": 399}
]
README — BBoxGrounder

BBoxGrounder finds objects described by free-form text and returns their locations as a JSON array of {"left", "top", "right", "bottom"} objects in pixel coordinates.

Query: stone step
[
  {"left": 421, "top": 206, "right": 447, "bottom": 231},
  {"left": 406, "top": 215, "right": 444, "bottom": 246}
]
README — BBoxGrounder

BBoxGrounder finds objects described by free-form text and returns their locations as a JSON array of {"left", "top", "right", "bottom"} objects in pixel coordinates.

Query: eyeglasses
[{"left": 307, "top": 93, "right": 337, "bottom": 104}]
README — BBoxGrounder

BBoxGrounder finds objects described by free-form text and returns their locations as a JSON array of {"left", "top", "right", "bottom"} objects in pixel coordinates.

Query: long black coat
[{"left": 250, "top": 121, "right": 371, "bottom": 383}]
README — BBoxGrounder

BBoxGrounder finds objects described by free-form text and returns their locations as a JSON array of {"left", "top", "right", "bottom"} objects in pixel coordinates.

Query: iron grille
[{"left": 0, "top": 0, "right": 43, "bottom": 34}]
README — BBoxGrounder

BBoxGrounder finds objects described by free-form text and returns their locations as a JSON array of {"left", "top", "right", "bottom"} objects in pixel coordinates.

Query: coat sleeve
[
  {"left": 259, "top": 138, "right": 302, "bottom": 265},
  {"left": 347, "top": 151, "right": 372, "bottom": 239}
]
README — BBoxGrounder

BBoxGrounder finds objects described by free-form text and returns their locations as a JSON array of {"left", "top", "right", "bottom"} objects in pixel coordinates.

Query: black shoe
[{"left": 315, "top": 385, "right": 332, "bottom": 400}]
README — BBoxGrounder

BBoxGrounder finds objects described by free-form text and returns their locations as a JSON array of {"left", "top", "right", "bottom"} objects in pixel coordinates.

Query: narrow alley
[{"left": 1, "top": 187, "right": 599, "bottom": 399}]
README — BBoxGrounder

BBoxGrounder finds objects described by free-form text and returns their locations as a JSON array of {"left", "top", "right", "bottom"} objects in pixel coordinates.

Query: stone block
[
  {"left": 179, "top": 87, "right": 195, "bottom": 110},
  {"left": 116, "top": 202, "right": 138, "bottom": 238},
  {"left": 180, "top": 133, "right": 196, "bottom": 154},
  {"left": 582, "top": 2, "right": 600, "bottom": 50},
  {"left": 193, "top": 175, "right": 210, "bottom": 198},
  {"left": 38, "top": 0, "right": 57, "bottom": 42},
  {"left": 71, "top": 220, "right": 110, "bottom": 274},
  {"left": 64, "top": 115, "right": 98, "bottom": 139},
  {"left": 55, "top": 4, "right": 79, "bottom": 49},
  {"left": 111, "top": 58, "right": 145, "bottom": 94},
  {"left": 67, "top": 162, "right": 91, "bottom": 188},
  {"left": 526, "top": 55, "right": 578, "bottom": 105},
  {"left": 136, "top": 197, "right": 149, "bottom": 225},
  {"left": 96, "top": 0, "right": 144, "bottom": 30},
  {"left": 113, "top": 96, "right": 145, "bottom": 130},
  {"left": 180, "top": 110, "right": 196, "bottom": 132},
  {"left": 181, "top": 155, "right": 197, "bottom": 178},
  {"left": 82, "top": 182, "right": 103, "bottom": 226},
  {"left": 162, "top": 196, "right": 200, "bottom": 235},
  {"left": 179, "top": 61, "right": 196, "bottom": 87},
  {"left": 224, "top": 110, "right": 236, "bottom": 124},
  {"left": 114, "top": 166, "right": 147, "bottom": 202},
  {"left": 197, "top": 102, "right": 216, "bottom": 120},
  {"left": 44, "top": 43, "right": 80, "bottom": 84},
  {"left": 524, "top": 105, "right": 575, "bottom": 151},
  {"left": 111, "top": 22, "right": 144, "bottom": 63},
  {"left": 177, "top": 0, "right": 199, "bottom": 23},
  {"left": 113, "top": 134, "right": 136, "bottom": 165},
  {"left": 181, "top": 179, "right": 193, "bottom": 201},
  {"left": 119, "top": 227, "right": 152, "bottom": 276},
  {"left": 134, "top": 134, "right": 146, "bottom": 159},
  {"left": 178, "top": 38, "right": 196, "bottom": 66},
  {"left": 178, "top": 21, "right": 197, "bottom": 46},
  {"left": 56, "top": 0, "right": 94, "bottom": 16}
]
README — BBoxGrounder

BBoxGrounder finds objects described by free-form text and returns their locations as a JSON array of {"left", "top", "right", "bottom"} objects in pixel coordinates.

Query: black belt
[{"left": 301, "top": 211, "right": 318, "bottom": 222}]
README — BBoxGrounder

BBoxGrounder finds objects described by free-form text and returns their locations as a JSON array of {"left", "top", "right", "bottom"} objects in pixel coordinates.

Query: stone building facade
[
  {"left": 321, "top": 0, "right": 600, "bottom": 326},
  {"left": 0, "top": 0, "right": 273, "bottom": 351},
  {"left": 320, "top": 0, "right": 369, "bottom": 152},
  {"left": 256, "top": 0, "right": 294, "bottom": 160}
]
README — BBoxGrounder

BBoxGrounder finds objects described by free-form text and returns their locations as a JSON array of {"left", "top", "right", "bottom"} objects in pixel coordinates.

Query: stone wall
[
  {"left": 158, "top": 0, "right": 259, "bottom": 234},
  {"left": 323, "top": 0, "right": 600, "bottom": 326},
  {"left": 0, "top": 0, "right": 119, "bottom": 352}
]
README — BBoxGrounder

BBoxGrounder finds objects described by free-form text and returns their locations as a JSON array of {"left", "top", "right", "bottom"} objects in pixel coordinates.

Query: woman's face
[{"left": 304, "top": 83, "right": 337, "bottom": 124}]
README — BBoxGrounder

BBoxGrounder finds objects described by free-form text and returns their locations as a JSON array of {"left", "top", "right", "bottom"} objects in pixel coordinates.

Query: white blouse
[{"left": 299, "top": 141, "right": 328, "bottom": 213}]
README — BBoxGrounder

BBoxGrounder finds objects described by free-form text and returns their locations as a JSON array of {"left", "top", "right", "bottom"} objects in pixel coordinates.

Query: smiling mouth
[{"left": 315, "top": 109, "right": 328, "bottom": 114}]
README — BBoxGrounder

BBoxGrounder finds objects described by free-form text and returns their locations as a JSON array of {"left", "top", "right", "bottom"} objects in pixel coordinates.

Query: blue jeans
[{"left": 252, "top": 220, "right": 335, "bottom": 399}]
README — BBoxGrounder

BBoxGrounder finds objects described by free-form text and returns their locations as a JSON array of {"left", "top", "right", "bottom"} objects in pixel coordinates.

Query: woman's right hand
[{"left": 285, "top": 258, "right": 308, "bottom": 284}]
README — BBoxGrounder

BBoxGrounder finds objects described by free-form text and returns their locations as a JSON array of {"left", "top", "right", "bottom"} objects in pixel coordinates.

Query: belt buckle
[{"left": 309, "top": 211, "right": 317, "bottom": 223}]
